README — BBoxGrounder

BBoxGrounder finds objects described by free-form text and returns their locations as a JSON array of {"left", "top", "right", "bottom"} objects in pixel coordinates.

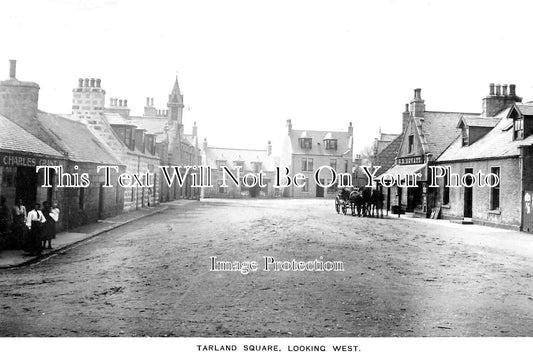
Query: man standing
[{"left": 26, "top": 203, "right": 46, "bottom": 256}]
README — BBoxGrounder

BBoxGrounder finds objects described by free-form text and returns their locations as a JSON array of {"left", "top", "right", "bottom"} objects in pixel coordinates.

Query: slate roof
[
  {"left": 0, "top": 114, "right": 62, "bottom": 158},
  {"left": 373, "top": 135, "right": 402, "bottom": 176},
  {"left": 204, "top": 147, "right": 275, "bottom": 172},
  {"left": 37, "top": 111, "right": 122, "bottom": 165},
  {"left": 104, "top": 112, "right": 133, "bottom": 126},
  {"left": 289, "top": 129, "right": 352, "bottom": 156},
  {"left": 418, "top": 111, "right": 479, "bottom": 158},
  {"left": 459, "top": 116, "right": 501, "bottom": 128},
  {"left": 437, "top": 107, "right": 533, "bottom": 161},
  {"left": 515, "top": 104, "right": 533, "bottom": 116}
]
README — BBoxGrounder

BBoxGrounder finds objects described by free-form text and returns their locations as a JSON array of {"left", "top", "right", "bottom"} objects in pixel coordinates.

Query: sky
[{"left": 1, "top": 0, "right": 533, "bottom": 156}]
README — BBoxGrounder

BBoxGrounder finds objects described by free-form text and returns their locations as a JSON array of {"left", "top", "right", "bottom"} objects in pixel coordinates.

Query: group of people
[{"left": 0, "top": 197, "right": 60, "bottom": 256}]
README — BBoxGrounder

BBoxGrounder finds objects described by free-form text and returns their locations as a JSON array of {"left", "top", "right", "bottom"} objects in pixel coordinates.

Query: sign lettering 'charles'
[{"left": 1, "top": 153, "right": 60, "bottom": 167}]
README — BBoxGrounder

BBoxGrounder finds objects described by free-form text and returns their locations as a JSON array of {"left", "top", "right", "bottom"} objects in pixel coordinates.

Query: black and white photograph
[{"left": 1, "top": 0, "right": 533, "bottom": 355}]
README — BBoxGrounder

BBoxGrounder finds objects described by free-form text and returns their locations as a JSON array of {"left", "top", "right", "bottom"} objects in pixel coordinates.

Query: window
[
  {"left": 125, "top": 127, "right": 133, "bottom": 150},
  {"left": 462, "top": 127, "right": 469, "bottom": 146},
  {"left": 216, "top": 160, "right": 227, "bottom": 170},
  {"left": 490, "top": 167, "right": 500, "bottom": 210},
  {"left": 302, "top": 178, "right": 309, "bottom": 192},
  {"left": 443, "top": 170, "right": 450, "bottom": 205},
  {"left": 299, "top": 138, "right": 312, "bottom": 149},
  {"left": 330, "top": 159, "right": 337, "bottom": 171},
  {"left": 1, "top": 167, "right": 15, "bottom": 187},
  {"left": 408, "top": 135, "right": 414, "bottom": 153},
  {"left": 218, "top": 180, "right": 227, "bottom": 194},
  {"left": 324, "top": 139, "right": 338, "bottom": 150},
  {"left": 514, "top": 118, "right": 524, "bottom": 140},
  {"left": 301, "top": 158, "right": 313, "bottom": 172}
]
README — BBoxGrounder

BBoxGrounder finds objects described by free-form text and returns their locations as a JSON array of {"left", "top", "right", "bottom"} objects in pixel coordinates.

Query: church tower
[{"left": 167, "top": 76, "right": 184, "bottom": 124}]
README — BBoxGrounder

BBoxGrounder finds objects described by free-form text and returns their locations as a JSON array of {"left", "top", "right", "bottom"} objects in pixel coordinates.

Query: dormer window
[
  {"left": 324, "top": 139, "right": 337, "bottom": 150},
  {"left": 514, "top": 117, "right": 524, "bottom": 140},
  {"left": 216, "top": 160, "right": 227, "bottom": 170},
  {"left": 299, "top": 138, "right": 312, "bottom": 149},
  {"left": 461, "top": 126, "right": 469, "bottom": 146}
]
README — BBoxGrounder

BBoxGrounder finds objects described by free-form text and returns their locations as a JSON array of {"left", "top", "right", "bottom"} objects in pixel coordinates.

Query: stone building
[
  {"left": 377, "top": 88, "right": 477, "bottom": 216},
  {"left": 124, "top": 78, "right": 202, "bottom": 201},
  {"left": 201, "top": 140, "right": 277, "bottom": 198},
  {"left": 436, "top": 84, "right": 533, "bottom": 231},
  {"left": 0, "top": 60, "right": 124, "bottom": 243},
  {"left": 69, "top": 77, "right": 161, "bottom": 211},
  {"left": 281, "top": 120, "right": 353, "bottom": 198}
]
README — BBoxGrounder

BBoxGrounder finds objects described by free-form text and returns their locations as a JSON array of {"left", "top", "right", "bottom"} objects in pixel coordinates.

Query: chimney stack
[
  {"left": 151, "top": 97, "right": 154, "bottom": 106},
  {"left": 78, "top": 78, "right": 84, "bottom": 87},
  {"left": 203, "top": 137, "right": 208, "bottom": 152},
  {"left": 409, "top": 88, "right": 425, "bottom": 118},
  {"left": 402, "top": 103, "right": 410, "bottom": 133},
  {"left": 84, "top": 78, "right": 89, "bottom": 87},
  {"left": 348, "top": 121, "right": 353, "bottom": 136},
  {"left": 482, "top": 83, "right": 522, "bottom": 116},
  {"left": 109, "top": 98, "right": 114, "bottom": 106},
  {"left": 193, "top": 121, "right": 198, "bottom": 138},
  {"left": 287, "top": 119, "right": 292, "bottom": 135},
  {"left": 510, "top": 84, "right": 516, "bottom": 97},
  {"left": 96, "top": 78, "right": 101, "bottom": 88},
  {"left": 267, "top": 140, "right": 272, "bottom": 156},
  {"left": 9, "top": 60, "right": 16, "bottom": 79}
]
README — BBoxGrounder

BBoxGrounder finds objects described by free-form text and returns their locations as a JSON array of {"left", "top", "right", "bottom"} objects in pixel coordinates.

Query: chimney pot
[
  {"left": 78, "top": 78, "right": 84, "bottom": 87},
  {"left": 96, "top": 78, "right": 101, "bottom": 88},
  {"left": 405, "top": 103, "right": 409, "bottom": 112},
  {"left": 124, "top": 99, "right": 128, "bottom": 107},
  {"left": 151, "top": 98, "right": 154, "bottom": 106},
  {"left": 502, "top": 85, "right": 508, "bottom": 96},
  {"left": 510, "top": 84, "right": 516, "bottom": 97},
  {"left": 489, "top": 83, "right": 495, "bottom": 96},
  {"left": 9, "top": 59, "right": 16, "bottom": 79},
  {"left": 84, "top": 78, "right": 90, "bottom": 87},
  {"left": 109, "top": 98, "right": 114, "bottom": 106},
  {"left": 495, "top": 84, "right": 501, "bottom": 96},
  {"left": 414, "top": 88, "right": 422, "bottom": 100},
  {"left": 119, "top": 99, "right": 123, "bottom": 107},
  {"left": 90, "top": 78, "right": 95, "bottom": 87}
]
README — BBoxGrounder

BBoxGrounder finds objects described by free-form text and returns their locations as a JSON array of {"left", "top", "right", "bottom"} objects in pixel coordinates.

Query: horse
[
  {"left": 360, "top": 187, "right": 373, "bottom": 217},
  {"left": 370, "top": 189, "right": 385, "bottom": 218},
  {"left": 349, "top": 189, "right": 364, "bottom": 216}
]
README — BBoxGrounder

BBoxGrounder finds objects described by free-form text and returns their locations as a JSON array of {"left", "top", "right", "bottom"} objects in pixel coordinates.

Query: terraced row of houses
[
  {"left": 0, "top": 60, "right": 200, "bottom": 247},
  {"left": 373, "top": 85, "right": 533, "bottom": 233}
]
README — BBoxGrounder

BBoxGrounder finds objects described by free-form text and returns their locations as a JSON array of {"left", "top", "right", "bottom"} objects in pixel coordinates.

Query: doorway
[
  {"left": 316, "top": 179, "right": 325, "bottom": 198},
  {"left": 15, "top": 167, "right": 38, "bottom": 209},
  {"left": 464, "top": 168, "right": 473, "bottom": 219}
]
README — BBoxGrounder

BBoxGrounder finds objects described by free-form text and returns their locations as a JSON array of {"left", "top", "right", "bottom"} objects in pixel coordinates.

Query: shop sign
[
  {"left": 1, "top": 153, "right": 61, "bottom": 167},
  {"left": 398, "top": 155, "right": 424, "bottom": 165}
]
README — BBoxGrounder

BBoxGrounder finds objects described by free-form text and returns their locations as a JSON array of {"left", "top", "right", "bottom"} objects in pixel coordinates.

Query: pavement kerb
[{"left": 0, "top": 205, "right": 169, "bottom": 270}]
